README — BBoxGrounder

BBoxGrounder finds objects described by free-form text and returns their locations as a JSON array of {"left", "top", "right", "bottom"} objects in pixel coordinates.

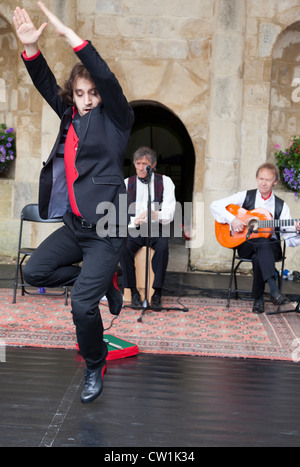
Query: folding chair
[
  {"left": 226, "top": 241, "right": 286, "bottom": 309},
  {"left": 12, "top": 204, "right": 71, "bottom": 306}
]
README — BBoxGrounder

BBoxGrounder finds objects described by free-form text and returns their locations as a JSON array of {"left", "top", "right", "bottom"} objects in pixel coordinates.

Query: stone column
[{"left": 190, "top": 0, "right": 246, "bottom": 269}]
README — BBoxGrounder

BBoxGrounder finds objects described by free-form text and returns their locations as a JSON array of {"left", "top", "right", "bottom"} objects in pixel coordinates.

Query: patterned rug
[{"left": 1, "top": 289, "right": 300, "bottom": 362}]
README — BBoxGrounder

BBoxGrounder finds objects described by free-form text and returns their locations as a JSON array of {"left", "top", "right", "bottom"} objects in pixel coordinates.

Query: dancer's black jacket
[{"left": 22, "top": 41, "right": 134, "bottom": 226}]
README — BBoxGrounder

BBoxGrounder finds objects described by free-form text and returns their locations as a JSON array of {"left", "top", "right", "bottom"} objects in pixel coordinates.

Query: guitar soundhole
[{"left": 247, "top": 217, "right": 259, "bottom": 231}]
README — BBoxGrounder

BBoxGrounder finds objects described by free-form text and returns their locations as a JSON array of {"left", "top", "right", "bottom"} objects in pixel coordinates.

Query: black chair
[
  {"left": 12, "top": 204, "right": 71, "bottom": 306},
  {"left": 227, "top": 241, "right": 286, "bottom": 309}
]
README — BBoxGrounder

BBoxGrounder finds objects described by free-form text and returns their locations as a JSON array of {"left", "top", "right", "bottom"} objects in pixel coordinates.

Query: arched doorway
[{"left": 125, "top": 100, "right": 195, "bottom": 205}]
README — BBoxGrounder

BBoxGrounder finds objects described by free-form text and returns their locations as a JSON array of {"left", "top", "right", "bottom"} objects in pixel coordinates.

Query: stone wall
[
  {"left": 193, "top": 0, "right": 300, "bottom": 271},
  {"left": 0, "top": 0, "right": 299, "bottom": 272}
]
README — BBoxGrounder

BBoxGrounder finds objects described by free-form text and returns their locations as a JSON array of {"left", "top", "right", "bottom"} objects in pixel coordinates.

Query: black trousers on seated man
[
  {"left": 121, "top": 234, "right": 169, "bottom": 292},
  {"left": 23, "top": 211, "right": 126, "bottom": 370},
  {"left": 237, "top": 237, "right": 282, "bottom": 300}
]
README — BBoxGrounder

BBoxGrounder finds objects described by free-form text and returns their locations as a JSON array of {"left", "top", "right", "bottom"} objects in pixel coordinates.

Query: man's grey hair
[{"left": 133, "top": 146, "right": 157, "bottom": 165}]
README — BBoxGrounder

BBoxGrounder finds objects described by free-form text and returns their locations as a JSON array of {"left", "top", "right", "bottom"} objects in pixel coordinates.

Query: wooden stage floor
[
  {"left": 1, "top": 348, "right": 300, "bottom": 448},
  {"left": 1, "top": 266, "right": 300, "bottom": 448}
]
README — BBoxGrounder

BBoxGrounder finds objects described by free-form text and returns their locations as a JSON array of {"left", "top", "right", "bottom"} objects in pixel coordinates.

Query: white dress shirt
[
  {"left": 210, "top": 190, "right": 300, "bottom": 247},
  {"left": 125, "top": 174, "right": 176, "bottom": 228}
]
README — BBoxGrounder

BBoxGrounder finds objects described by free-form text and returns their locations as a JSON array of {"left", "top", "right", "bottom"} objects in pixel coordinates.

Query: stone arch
[
  {"left": 268, "top": 21, "right": 300, "bottom": 160},
  {"left": 126, "top": 100, "right": 195, "bottom": 205}
]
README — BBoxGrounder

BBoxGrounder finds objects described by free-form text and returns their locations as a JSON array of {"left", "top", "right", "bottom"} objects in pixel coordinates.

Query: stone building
[{"left": 0, "top": 0, "right": 300, "bottom": 271}]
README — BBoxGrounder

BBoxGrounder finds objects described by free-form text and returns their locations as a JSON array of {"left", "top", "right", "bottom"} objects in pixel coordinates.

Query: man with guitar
[{"left": 210, "top": 163, "right": 300, "bottom": 314}]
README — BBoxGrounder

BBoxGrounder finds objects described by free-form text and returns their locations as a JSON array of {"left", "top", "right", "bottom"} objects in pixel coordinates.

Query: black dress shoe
[
  {"left": 106, "top": 273, "right": 123, "bottom": 316},
  {"left": 131, "top": 292, "right": 143, "bottom": 307},
  {"left": 252, "top": 298, "right": 265, "bottom": 314},
  {"left": 151, "top": 294, "right": 162, "bottom": 308},
  {"left": 81, "top": 360, "right": 107, "bottom": 404},
  {"left": 271, "top": 292, "right": 290, "bottom": 306}
]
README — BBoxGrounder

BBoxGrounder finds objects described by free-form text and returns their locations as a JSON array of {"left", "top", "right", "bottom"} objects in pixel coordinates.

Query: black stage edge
[{"left": 1, "top": 264, "right": 299, "bottom": 301}]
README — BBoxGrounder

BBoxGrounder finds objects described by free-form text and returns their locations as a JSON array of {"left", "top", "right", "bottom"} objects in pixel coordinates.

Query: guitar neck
[{"left": 258, "top": 219, "right": 300, "bottom": 229}]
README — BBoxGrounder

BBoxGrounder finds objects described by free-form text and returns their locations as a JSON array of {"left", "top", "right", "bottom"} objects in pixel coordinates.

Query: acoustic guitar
[{"left": 215, "top": 204, "right": 299, "bottom": 249}]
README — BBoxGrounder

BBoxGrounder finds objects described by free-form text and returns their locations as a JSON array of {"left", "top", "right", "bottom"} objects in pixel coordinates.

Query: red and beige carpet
[{"left": 1, "top": 289, "right": 300, "bottom": 362}]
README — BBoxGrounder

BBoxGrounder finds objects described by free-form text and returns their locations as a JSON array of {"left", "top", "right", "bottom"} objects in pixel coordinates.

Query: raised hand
[
  {"left": 37, "top": 1, "right": 69, "bottom": 38},
  {"left": 13, "top": 6, "right": 47, "bottom": 48},
  {"left": 13, "top": 2, "right": 83, "bottom": 54},
  {"left": 37, "top": 1, "right": 83, "bottom": 48}
]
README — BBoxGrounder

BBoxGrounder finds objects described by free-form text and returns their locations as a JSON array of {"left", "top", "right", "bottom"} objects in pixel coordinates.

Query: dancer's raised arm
[
  {"left": 13, "top": 2, "right": 84, "bottom": 56},
  {"left": 37, "top": 1, "right": 84, "bottom": 48},
  {"left": 13, "top": 6, "right": 47, "bottom": 57}
]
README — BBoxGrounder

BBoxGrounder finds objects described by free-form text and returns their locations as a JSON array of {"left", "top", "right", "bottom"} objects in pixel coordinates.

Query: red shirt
[{"left": 64, "top": 110, "right": 81, "bottom": 217}]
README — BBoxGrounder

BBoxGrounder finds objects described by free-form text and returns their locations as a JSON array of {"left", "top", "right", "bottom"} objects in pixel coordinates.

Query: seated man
[
  {"left": 121, "top": 146, "right": 176, "bottom": 307},
  {"left": 210, "top": 163, "right": 300, "bottom": 314}
]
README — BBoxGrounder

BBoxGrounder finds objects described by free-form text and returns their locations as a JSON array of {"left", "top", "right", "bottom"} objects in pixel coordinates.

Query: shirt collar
[{"left": 258, "top": 190, "right": 273, "bottom": 201}]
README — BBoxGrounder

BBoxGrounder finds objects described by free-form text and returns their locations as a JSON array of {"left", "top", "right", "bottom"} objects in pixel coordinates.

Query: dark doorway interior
[{"left": 125, "top": 101, "right": 195, "bottom": 205}]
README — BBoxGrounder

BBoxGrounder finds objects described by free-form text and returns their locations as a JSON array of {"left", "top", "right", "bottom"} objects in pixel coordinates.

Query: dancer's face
[{"left": 73, "top": 77, "right": 102, "bottom": 117}]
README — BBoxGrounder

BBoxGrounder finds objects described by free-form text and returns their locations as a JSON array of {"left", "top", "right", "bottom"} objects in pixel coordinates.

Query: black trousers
[
  {"left": 120, "top": 234, "right": 169, "bottom": 290},
  {"left": 238, "top": 237, "right": 282, "bottom": 299},
  {"left": 23, "top": 211, "right": 126, "bottom": 370}
]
